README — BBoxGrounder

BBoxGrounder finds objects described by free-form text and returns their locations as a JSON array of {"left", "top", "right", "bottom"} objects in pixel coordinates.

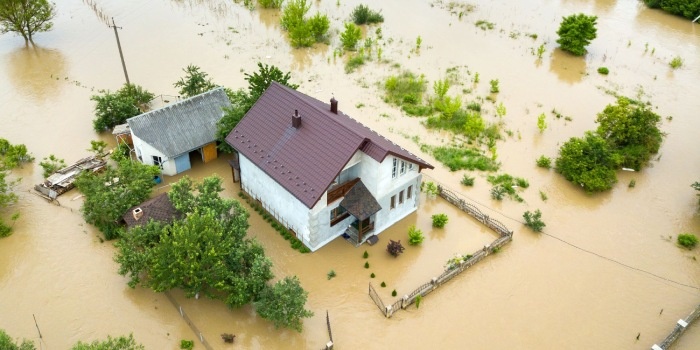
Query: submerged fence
[
  {"left": 164, "top": 292, "right": 214, "bottom": 350},
  {"left": 368, "top": 183, "right": 513, "bottom": 318},
  {"left": 653, "top": 303, "right": 700, "bottom": 349}
]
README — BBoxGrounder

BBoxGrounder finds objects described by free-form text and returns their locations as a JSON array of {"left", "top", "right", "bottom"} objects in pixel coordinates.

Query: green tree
[
  {"left": 307, "top": 12, "right": 330, "bottom": 42},
  {"left": 280, "top": 0, "right": 309, "bottom": 30},
  {"left": 91, "top": 84, "right": 155, "bottom": 132},
  {"left": 643, "top": 0, "right": 700, "bottom": 19},
  {"left": 340, "top": 22, "right": 362, "bottom": 51},
  {"left": 556, "top": 13, "right": 597, "bottom": 56},
  {"left": 350, "top": 4, "right": 384, "bottom": 25},
  {"left": 0, "top": 138, "right": 32, "bottom": 237},
  {"left": 258, "top": 0, "right": 284, "bottom": 9},
  {"left": 523, "top": 209, "right": 546, "bottom": 232},
  {"left": 0, "top": 0, "right": 55, "bottom": 43},
  {"left": 74, "top": 151, "right": 160, "bottom": 239},
  {"left": 555, "top": 131, "right": 621, "bottom": 192},
  {"left": 115, "top": 176, "right": 274, "bottom": 307},
  {"left": 0, "top": 329, "right": 35, "bottom": 350},
  {"left": 254, "top": 276, "right": 313, "bottom": 332},
  {"left": 244, "top": 62, "right": 299, "bottom": 104},
  {"left": 39, "top": 154, "right": 65, "bottom": 178},
  {"left": 692, "top": 182, "right": 700, "bottom": 205},
  {"left": 280, "top": 0, "right": 328, "bottom": 47},
  {"left": 537, "top": 113, "right": 547, "bottom": 133},
  {"left": 173, "top": 65, "right": 217, "bottom": 98},
  {"left": 595, "top": 97, "right": 664, "bottom": 170},
  {"left": 70, "top": 334, "right": 144, "bottom": 350}
]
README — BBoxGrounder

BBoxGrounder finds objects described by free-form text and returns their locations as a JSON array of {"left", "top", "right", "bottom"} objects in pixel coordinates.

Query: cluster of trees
[
  {"left": 0, "top": 138, "right": 33, "bottom": 237},
  {"left": 556, "top": 13, "right": 598, "bottom": 56},
  {"left": 1, "top": 329, "right": 144, "bottom": 350},
  {"left": 555, "top": 97, "right": 664, "bottom": 192},
  {"left": 91, "top": 84, "right": 155, "bottom": 132},
  {"left": 115, "top": 176, "right": 312, "bottom": 331},
  {"left": 0, "top": 0, "right": 55, "bottom": 43},
  {"left": 74, "top": 149, "right": 160, "bottom": 240},
  {"left": 643, "top": 0, "right": 700, "bottom": 19}
]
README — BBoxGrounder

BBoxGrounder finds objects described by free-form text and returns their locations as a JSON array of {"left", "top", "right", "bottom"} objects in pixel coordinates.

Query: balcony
[{"left": 327, "top": 177, "right": 361, "bottom": 204}]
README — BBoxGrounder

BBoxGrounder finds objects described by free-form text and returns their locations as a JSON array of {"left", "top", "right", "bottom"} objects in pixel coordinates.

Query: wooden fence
[
  {"left": 653, "top": 303, "right": 700, "bottom": 349},
  {"left": 368, "top": 183, "right": 513, "bottom": 318},
  {"left": 164, "top": 291, "right": 214, "bottom": 350}
]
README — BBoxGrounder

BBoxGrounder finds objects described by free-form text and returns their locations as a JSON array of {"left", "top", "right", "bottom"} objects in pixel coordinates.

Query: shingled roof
[
  {"left": 339, "top": 181, "right": 382, "bottom": 221},
  {"left": 226, "top": 82, "right": 433, "bottom": 209},
  {"left": 122, "top": 193, "right": 182, "bottom": 228},
  {"left": 128, "top": 88, "right": 231, "bottom": 158}
]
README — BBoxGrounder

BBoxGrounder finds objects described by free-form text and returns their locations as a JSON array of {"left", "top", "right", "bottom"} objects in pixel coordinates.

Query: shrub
[
  {"left": 180, "top": 339, "right": 194, "bottom": 350},
  {"left": 415, "top": 294, "right": 422, "bottom": 308},
  {"left": 327, "top": 270, "right": 336, "bottom": 280},
  {"left": 350, "top": 4, "right": 384, "bottom": 24},
  {"left": 383, "top": 71, "right": 428, "bottom": 113},
  {"left": 387, "top": 239, "right": 405, "bottom": 257},
  {"left": 489, "top": 79, "right": 499, "bottom": 93},
  {"left": 420, "top": 145, "right": 499, "bottom": 172},
  {"left": 536, "top": 155, "right": 552, "bottom": 168},
  {"left": 258, "top": 0, "right": 284, "bottom": 8},
  {"left": 432, "top": 213, "right": 449, "bottom": 228},
  {"left": 597, "top": 67, "right": 609, "bottom": 75},
  {"left": 537, "top": 113, "right": 547, "bottom": 133},
  {"left": 308, "top": 13, "right": 330, "bottom": 42},
  {"left": 678, "top": 233, "right": 698, "bottom": 249},
  {"left": 490, "top": 185, "right": 506, "bottom": 200},
  {"left": 345, "top": 52, "right": 367, "bottom": 73},
  {"left": 363, "top": 250, "right": 369, "bottom": 259},
  {"left": 380, "top": 281, "right": 386, "bottom": 287},
  {"left": 487, "top": 173, "right": 529, "bottom": 202},
  {"left": 39, "top": 154, "right": 66, "bottom": 178},
  {"left": 669, "top": 56, "right": 683, "bottom": 69},
  {"left": 340, "top": 22, "right": 362, "bottom": 51},
  {"left": 91, "top": 84, "right": 154, "bottom": 131},
  {"left": 407, "top": 225, "right": 424, "bottom": 245},
  {"left": 643, "top": 0, "right": 700, "bottom": 19},
  {"left": 556, "top": 13, "right": 598, "bottom": 56},
  {"left": 461, "top": 174, "right": 475, "bottom": 186},
  {"left": 523, "top": 209, "right": 546, "bottom": 232},
  {"left": 555, "top": 131, "right": 620, "bottom": 192},
  {"left": 392, "top": 289, "right": 397, "bottom": 297},
  {"left": 370, "top": 272, "right": 375, "bottom": 278},
  {"left": 422, "top": 181, "right": 439, "bottom": 198},
  {"left": 364, "top": 261, "right": 370, "bottom": 269}
]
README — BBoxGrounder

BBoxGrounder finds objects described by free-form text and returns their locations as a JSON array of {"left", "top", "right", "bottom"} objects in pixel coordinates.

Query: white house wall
[
  {"left": 131, "top": 134, "right": 177, "bottom": 176},
  {"left": 373, "top": 156, "right": 422, "bottom": 235}
]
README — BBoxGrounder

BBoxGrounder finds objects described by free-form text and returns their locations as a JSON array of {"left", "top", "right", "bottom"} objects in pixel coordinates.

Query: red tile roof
[{"left": 226, "top": 82, "right": 432, "bottom": 209}]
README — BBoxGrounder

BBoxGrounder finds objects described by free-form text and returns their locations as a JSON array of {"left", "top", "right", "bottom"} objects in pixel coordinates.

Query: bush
[
  {"left": 536, "top": 155, "right": 552, "bottom": 168},
  {"left": 489, "top": 79, "right": 499, "bottom": 93},
  {"left": 523, "top": 209, "right": 546, "bottom": 232},
  {"left": 487, "top": 173, "right": 529, "bottom": 202},
  {"left": 180, "top": 339, "right": 194, "bottom": 350},
  {"left": 669, "top": 56, "right": 683, "bottom": 69},
  {"left": 461, "top": 174, "right": 475, "bottom": 186},
  {"left": 555, "top": 131, "right": 620, "bottom": 192},
  {"left": 380, "top": 281, "right": 386, "bottom": 287},
  {"left": 91, "top": 84, "right": 154, "bottom": 132},
  {"left": 281, "top": 0, "right": 329, "bottom": 47},
  {"left": 387, "top": 239, "right": 405, "bottom": 257},
  {"left": 39, "top": 154, "right": 66, "bottom": 178},
  {"left": 556, "top": 13, "right": 598, "bottom": 56},
  {"left": 370, "top": 272, "right": 375, "bottom": 278},
  {"left": 363, "top": 250, "right": 369, "bottom": 259},
  {"left": 597, "top": 67, "right": 609, "bottom": 75},
  {"left": 258, "top": 0, "right": 284, "bottom": 8},
  {"left": 415, "top": 294, "right": 422, "bottom": 308},
  {"left": 432, "top": 213, "right": 449, "bottom": 228},
  {"left": 364, "top": 261, "right": 370, "bottom": 269},
  {"left": 351, "top": 4, "right": 384, "bottom": 24},
  {"left": 383, "top": 71, "right": 428, "bottom": 113},
  {"left": 421, "top": 145, "right": 499, "bottom": 172},
  {"left": 345, "top": 52, "right": 367, "bottom": 73},
  {"left": 340, "top": 22, "right": 362, "bottom": 51},
  {"left": 392, "top": 289, "right": 397, "bottom": 297},
  {"left": 327, "top": 270, "right": 336, "bottom": 280},
  {"left": 678, "top": 233, "right": 698, "bottom": 249},
  {"left": 643, "top": 0, "right": 700, "bottom": 19},
  {"left": 407, "top": 225, "right": 424, "bottom": 245}
]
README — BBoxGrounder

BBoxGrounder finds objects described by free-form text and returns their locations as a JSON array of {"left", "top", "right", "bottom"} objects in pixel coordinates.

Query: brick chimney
[
  {"left": 132, "top": 207, "right": 143, "bottom": 221},
  {"left": 292, "top": 109, "right": 301, "bottom": 128},
  {"left": 330, "top": 97, "right": 338, "bottom": 114}
]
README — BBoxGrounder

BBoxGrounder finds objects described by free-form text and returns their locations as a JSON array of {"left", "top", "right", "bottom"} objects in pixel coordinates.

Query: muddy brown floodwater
[{"left": 1, "top": 0, "right": 699, "bottom": 349}]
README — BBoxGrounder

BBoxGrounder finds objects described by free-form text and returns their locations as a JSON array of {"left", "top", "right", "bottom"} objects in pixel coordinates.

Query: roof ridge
[{"left": 131, "top": 86, "right": 226, "bottom": 122}]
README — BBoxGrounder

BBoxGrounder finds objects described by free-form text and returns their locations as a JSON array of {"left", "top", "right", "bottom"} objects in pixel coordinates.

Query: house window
[
  {"left": 392, "top": 158, "right": 398, "bottom": 178},
  {"left": 330, "top": 206, "right": 349, "bottom": 226},
  {"left": 409, "top": 163, "right": 414, "bottom": 171},
  {"left": 400, "top": 161, "right": 406, "bottom": 175},
  {"left": 152, "top": 155, "right": 163, "bottom": 169},
  {"left": 399, "top": 190, "right": 404, "bottom": 204},
  {"left": 390, "top": 195, "right": 396, "bottom": 209},
  {"left": 407, "top": 185, "right": 413, "bottom": 199}
]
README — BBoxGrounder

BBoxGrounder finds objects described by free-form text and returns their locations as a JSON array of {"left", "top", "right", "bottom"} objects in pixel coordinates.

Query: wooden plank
[{"left": 201, "top": 142, "right": 218, "bottom": 163}]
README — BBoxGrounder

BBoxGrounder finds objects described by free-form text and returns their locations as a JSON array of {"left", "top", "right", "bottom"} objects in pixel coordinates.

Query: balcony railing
[{"left": 326, "top": 177, "right": 361, "bottom": 204}]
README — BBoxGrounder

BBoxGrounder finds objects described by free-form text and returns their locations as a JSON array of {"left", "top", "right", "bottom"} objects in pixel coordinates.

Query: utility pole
[{"left": 109, "top": 17, "right": 130, "bottom": 85}]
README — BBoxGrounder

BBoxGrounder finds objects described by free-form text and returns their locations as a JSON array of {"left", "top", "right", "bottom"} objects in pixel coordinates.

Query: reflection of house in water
[
  {"left": 226, "top": 82, "right": 433, "bottom": 251},
  {"left": 123, "top": 88, "right": 231, "bottom": 176}
]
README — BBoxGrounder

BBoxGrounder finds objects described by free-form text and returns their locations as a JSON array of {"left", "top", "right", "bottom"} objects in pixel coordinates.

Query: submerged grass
[
  {"left": 420, "top": 145, "right": 499, "bottom": 171},
  {"left": 383, "top": 71, "right": 429, "bottom": 116},
  {"left": 486, "top": 173, "right": 529, "bottom": 202}
]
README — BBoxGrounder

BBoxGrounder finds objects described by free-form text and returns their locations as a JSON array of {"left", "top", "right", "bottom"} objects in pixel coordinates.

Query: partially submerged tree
[
  {"left": 0, "top": 328, "right": 35, "bottom": 350},
  {"left": 244, "top": 62, "right": 298, "bottom": 104},
  {"left": 70, "top": 334, "right": 144, "bottom": 350},
  {"left": 0, "top": 0, "right": 56, "bottom": 43},
  {"left": 280, "top": 0, "right": 329, "bottom": 47},
  {"left": 555, "top": 131, "right": 620, "bottom": 192},
  {"left": 0, "top": 138, "right": 32, "bottom": 237},
  {"left": 91, "top": 84, "right": 155, "bottom": 132},
  {"left": 173, "top": 65, "right": 217, "bottom": 99},
  {"left": 556, "top": 13, "right": 597, "bottom": 56},
  {"left": 254, "top": 276, "right": 313, "bottom": 332},
  {"left": 692, "top": 182, "right": 700, "bottom": 206},
  {"left": 523, "top": 209, "right": 546, "bottom": 232},
  {"left": 74, "top": 151, "right": 160, "bottom": 239}
]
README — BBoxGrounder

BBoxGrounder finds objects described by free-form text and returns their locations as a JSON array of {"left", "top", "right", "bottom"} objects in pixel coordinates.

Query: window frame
[
  {"left": 399, "top": 190, "right": 404, "bottom": 204},
  {"left": 390, "top": 195, "right": 396, "bottom": 209},
  {"left": 392, "top": 158, "right": 398, "bottom": 178},
  {"left": 407, "top": 185, "right": 413, "bottom": 199}
]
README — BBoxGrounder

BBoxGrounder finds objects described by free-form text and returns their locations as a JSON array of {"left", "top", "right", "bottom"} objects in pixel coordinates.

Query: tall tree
[
  {"left": 173, "top": 65, "right": 217, "bottom": 99},
  {"left": 556, "top": 13, "right": 597, "bottom": 56},
  {"left": 244, "top": 62, "right": 299, "bottom": 104},
  {"left": 0, "top": 0, "right": 55, "bottom": 43},
  {"left": 555, "top": 131, "right": 621, "bottom": 192},
  {"left": 0, "top": 329, "right": 35, "bottom": 350},
  {"left": 0, "top": 138, "right": 32, "bottom": 237}
]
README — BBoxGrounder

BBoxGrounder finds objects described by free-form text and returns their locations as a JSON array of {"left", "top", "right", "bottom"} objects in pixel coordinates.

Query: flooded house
[
  {"left": 126, "top": 88, "right": 231, "bottom": 176},
  {"left": 226, "top": 82, "right": 433, "bottom": 251}
]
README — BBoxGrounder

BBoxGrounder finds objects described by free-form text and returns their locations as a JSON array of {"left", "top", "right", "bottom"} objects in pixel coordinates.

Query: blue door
[{"left": 174, "top": 154, "right": 191, "bottom": 174}]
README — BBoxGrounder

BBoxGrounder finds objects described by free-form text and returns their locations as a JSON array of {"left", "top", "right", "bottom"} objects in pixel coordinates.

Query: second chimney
[
  {"left": 292, "top": 109, "right": 301, "bottom": 128},
  {"left": 133, "top": 207, "right": 143, "bottom": 221},
  {"left": 330, "top": 97, "right": 338, "bottom": 114}
]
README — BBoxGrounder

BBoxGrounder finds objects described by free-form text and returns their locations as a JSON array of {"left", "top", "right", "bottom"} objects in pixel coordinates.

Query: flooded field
[{"left": 1, "top": 0, "right": 699, "bottom": 349}]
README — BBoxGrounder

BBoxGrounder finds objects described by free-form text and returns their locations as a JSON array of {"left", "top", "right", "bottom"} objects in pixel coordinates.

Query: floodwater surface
[{"left": 1, "top": 0, "right": 699, "bottom": 349}]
